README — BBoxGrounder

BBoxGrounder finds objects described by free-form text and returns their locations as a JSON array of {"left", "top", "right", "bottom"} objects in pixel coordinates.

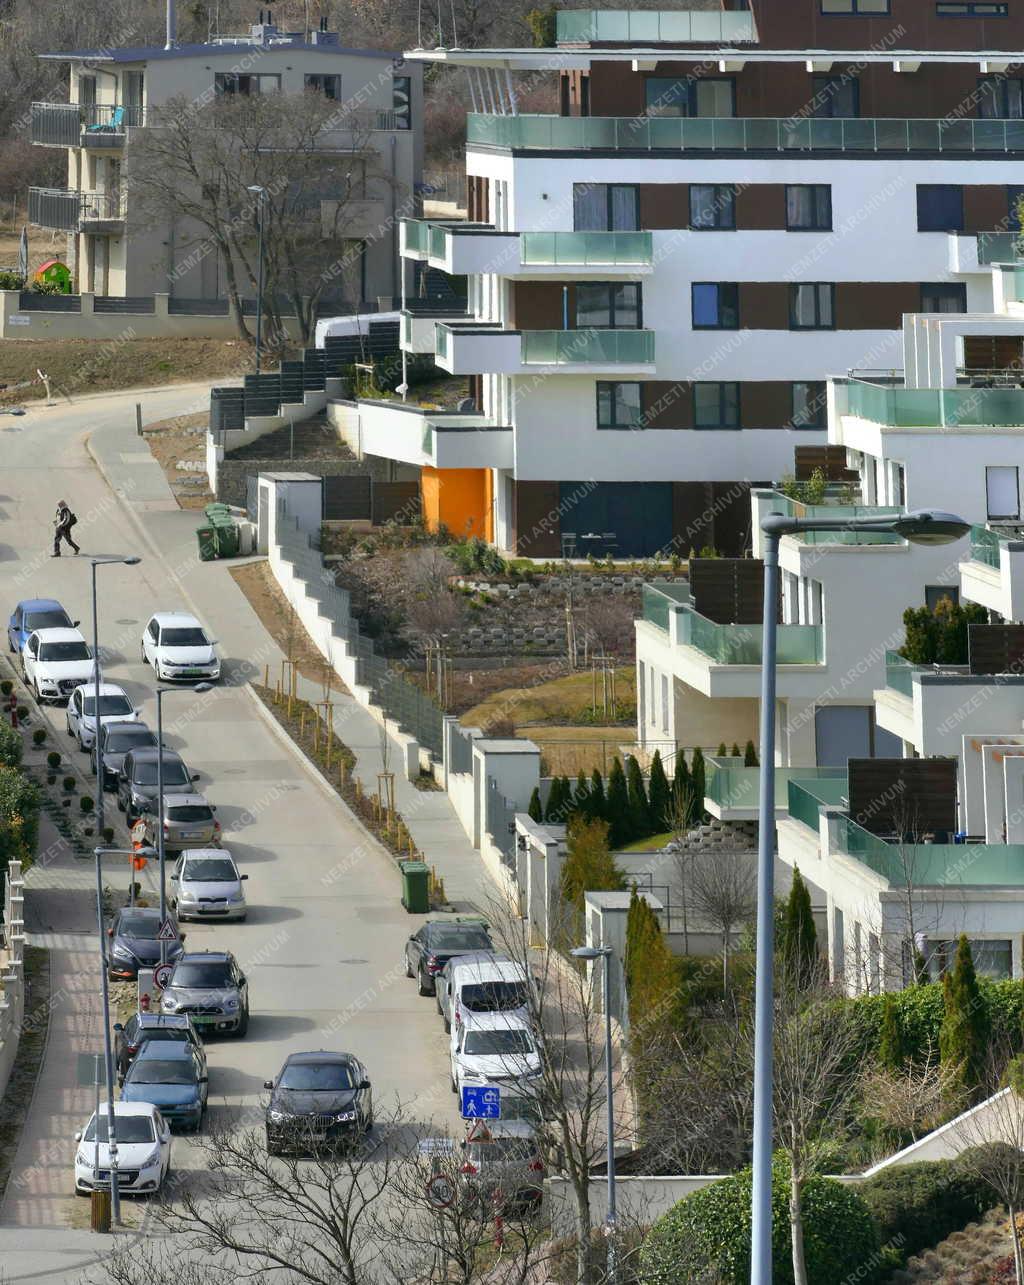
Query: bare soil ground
[
  {"left": 229, "top": 560, "right": 341, "bottom": 686},
  {"left": 142, "top": 411, "right": 212, "bottom": 510}
]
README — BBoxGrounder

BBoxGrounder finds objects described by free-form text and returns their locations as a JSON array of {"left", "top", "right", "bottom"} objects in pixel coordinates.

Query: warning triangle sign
[{"left": 157, "top": 918, "right": 177, "bottom": 942}]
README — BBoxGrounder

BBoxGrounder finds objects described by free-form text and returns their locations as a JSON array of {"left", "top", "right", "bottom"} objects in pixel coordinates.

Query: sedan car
[
  {"left": 264, "top": 1051, "right": 372, "bottom": 1155},
  {"left": 106, "top": 906, "right": 183, "bottom": 982},
  {"left": 121, "top": 1041, "right": 208, "bottom": 1132},
  {"left": 8, "top": 598, "right": 76, "bottom": 654},
  {"left": 66, "top": 681, "right": 138, "bottom": 752},
  {"left": 114, "top": 1012, "right": 206, "bottom": 1085},
  {"left": 98, "top": 721, "right": 160, "bottom": 792},
  {"left": 73, "top": 1101, "right": 171, "bottom": 1196},
  {"left": 142, "top": 611, "right": 220, "bottom": 683},
  {"left": 170, "top": 849, "right": 247, "bottom": 922},
  {"left": 450, "top": 1012, "right": 542, "bottom": 1099},
  {"left": 22, "top": 627, "right": 94, "bottom": 704},
  {"left": 143, "top": 792, "right": 221, "bottom": 853},
  {"left": 405, "top": 918, "right": 494, "bottom": 998},
  {"left": 116, "top": 747, "right": 199, "bottom": 825},
  {"left": 160, "top": 950, "right": 249, "bottom": 1036}
]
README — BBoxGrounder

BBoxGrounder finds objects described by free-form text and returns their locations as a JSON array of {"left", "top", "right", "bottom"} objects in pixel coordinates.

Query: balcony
[
  {"left": 960, "top": 523, "right": 1024, "bottom": 619},
  {"left": 757, "top": 490, "right": 905, "bottom": 547},
  {"left": 28, "top": 187, "right": 125, "bottom": 233},
  {"left": 843, "top": 378, "right": 1024, "bottom": 428},
  {"left": 641, "top": 585, "right": 822, "bottom": 663},
  {"left": 705, "top": 757, "right": 845, "bottom": 822},
  {"left": 467, "top": 113, "right": 1024, "bottom": 155},
  {"left": 31, "top": 102, "right": 144, "bottom": 149},
  {"left": 555, "top": 8, "right": 757, "bottom": 44},
  {"left": 347, "top": 399, "right": 512, "bottom": 469},
  {"left": 400, "top": 219, "right": 653, "bottom": 278},
  {"left": 433, "top": 323, "right": 655, "bottom": 375},
  {"left": 948, "top": 231, "right": 1024, "bottom": 273}
]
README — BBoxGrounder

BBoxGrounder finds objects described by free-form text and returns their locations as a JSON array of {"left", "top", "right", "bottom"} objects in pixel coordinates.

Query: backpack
[{"left": 66, "top": 510, "right": 77, "bottom": 528}]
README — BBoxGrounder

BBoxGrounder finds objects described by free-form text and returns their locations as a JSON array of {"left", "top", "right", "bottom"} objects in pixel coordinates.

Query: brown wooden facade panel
[
  {"left": 795, "top": 444, "right": 857, "bottom": 482},
  {"left": 638, "top": 183, "right": 689, "bottom": 230},
  {"left": 964, "top": 186, "right": 1014, "bottom": 234},
  {"left": 834, "top": 283, "right": 920, "bottom": 331},
  {"left": 969, "top": 625, "right": 1024, "bottom": 676},
  {"left": 735, "top": 184, "right": 787, "bottom": 231},
  {"left": 513, "top": 481, "right": 561, "bottom": 558},
  {"left": 848, "top": 758, "right": 958, "bottom": 837}
]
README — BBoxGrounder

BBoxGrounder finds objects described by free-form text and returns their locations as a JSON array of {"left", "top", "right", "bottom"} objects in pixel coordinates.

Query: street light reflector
[
  {"left": 123, "top": 556, "right": 141, "bottom": 566},
  {"left": 192, "top": 682, "right": 213, "bottom": 693},
  {"left": 571, "top": 945, "right": 611, "bottom": 960},
  {"left": 889, "top": 509, "right": 971, "bottom": 546}
]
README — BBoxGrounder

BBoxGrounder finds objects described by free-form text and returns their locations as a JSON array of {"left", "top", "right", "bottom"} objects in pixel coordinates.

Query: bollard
[
  {"left": 91, "top": 1188, "right": 111, "bottom": 1233},
  {"left": 263, "top": 664, "right": 269, "bottom": 689}
]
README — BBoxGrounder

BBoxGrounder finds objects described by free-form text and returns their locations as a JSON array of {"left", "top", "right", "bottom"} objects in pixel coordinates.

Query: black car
[
  {"left": 113, "top": 1012, "right": 206, "bottom": 1084},
  {"left": 264, "top": 1051, "right": 372, "bottom": 1155},
  {"left": 404, "top": 917, "right": 494, "bottom": 997},
  {"left": 107, "top": 906, "right": 183, "bottom": 981},
  {"left": 98, "top": 721, "right": 159, "bottom": 791},
  {"left": 116, "top": 746, "right": 199, "bottom": 824}
]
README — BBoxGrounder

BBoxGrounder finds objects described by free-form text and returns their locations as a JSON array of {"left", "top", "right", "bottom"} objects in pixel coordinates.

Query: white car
[
  {"left": 450, "top": 1012, "right": 543, "bottom": 1099},
  {"left": 74, "top": 1100, "right": 172, "bottom": 1196},
  {"left": 65, "top": 681, "right": 139, "bottom": 751},
  {"left": 22, "top": 627, "right": 94, "bottom": 704},
  {"left": 141, "top": 612, "right": 220, "bottom": 683},
  {"left": 170, "top": 848, "right": 248, "bottom": 922}
]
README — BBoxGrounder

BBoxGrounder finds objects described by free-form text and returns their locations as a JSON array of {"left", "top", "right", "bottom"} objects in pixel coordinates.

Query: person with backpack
[{"left": 52, "top": 499, "right": 80, "bottom": 557}]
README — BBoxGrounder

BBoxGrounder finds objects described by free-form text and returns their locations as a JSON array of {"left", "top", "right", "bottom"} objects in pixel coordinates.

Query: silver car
[
  {"left": 170, "top": 849, "right": 247, "bottom": 922},
  {"left": 143, "top": 793, "right": 221, "bottom": 853}
]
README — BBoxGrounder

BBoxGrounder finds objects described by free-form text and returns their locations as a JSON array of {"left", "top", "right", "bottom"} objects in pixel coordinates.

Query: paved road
[{"left": 0, "top": 387, "right": 460, "bottom": 1275}]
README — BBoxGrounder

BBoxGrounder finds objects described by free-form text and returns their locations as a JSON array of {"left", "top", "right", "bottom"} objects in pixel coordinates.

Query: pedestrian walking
[{"left": 52, "top": 499, "right": 80, "bottom": 557}]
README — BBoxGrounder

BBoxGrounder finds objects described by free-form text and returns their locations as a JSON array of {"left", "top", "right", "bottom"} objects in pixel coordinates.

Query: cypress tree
[
  {"left": 939, "top": 934, "right": 990, "bottom": 1099},
  {"left": 717, "top": 742, "right": 728, "bottom": 758},
  {"left": 780, "top": 866, "right": 817, "bottom": 987},
  {"left": 744, "top": 739, "right": 758, "bottom": 767},
  {"left": 672, "top": 752, "right": 692, "bottom": 828},
  {"left": 544, "top": 777, "right": 562, "bottom": 823},
  {"left": 647, "top": 750, "right": 671, "bottom": 833},
  {"left": 559, "top": 775, "right": 573, "bottom": 821},
  {"left": 527, "top": 786, "right": 543, "bottom": 823},
  {"left": 878, "top": 994, "right": 905, "bottom": 1071},
  {"left": 626, "top": 755, "right": 651, "bottom": 840},
  {"left": 689, "top": 747, "right": 707, "bottom": 822},
  {"left": 605, "top": 757, "right": 631, "bottom": 848},
  {"left": 731, "top": 743, "right": 742, "bottom": 759},
  {"left": 573, "top": 771, "right": 590, "bottom": 820},
  {"left": 589, "top": 768, "right": 606, "bottom": 822},
  {"left": 560, "top": 817, "right": 623, "bottom": 910}
]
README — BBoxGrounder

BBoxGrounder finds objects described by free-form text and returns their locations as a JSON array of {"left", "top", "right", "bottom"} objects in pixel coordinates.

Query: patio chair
[{"left": 85, "top": 106, "right": 125, "bottom": 134}]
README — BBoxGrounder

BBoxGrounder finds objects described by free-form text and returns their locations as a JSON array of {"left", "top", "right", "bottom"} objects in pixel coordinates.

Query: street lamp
[
  {"left": 247, "top": 184, "right": 267, "bottom": 372},
  {"left": 749, "top": 507, "right": 969, "bottom": 1283},
  {"left": 571, "top": 943, "right": 616, "bottom": 1283},
  {"left": 89, "top": 557, "right": 141, "bottom": 845}
]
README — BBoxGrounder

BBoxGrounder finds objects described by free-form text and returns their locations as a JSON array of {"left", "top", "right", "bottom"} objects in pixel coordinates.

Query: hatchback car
[
  {"left": 98, "top": 722, "right": 160, "bottom": 791},
  {"left": 170, "top": 849, "right": 247, "bottom": 921},
  {"left": 404, "top": 917, "right": 494, "bottom": 997},
  {"left": 160, "top": 950, "right": 249, "bottom": 1036},
  {"left": 8, "top": 598, "right": 76, "bottom": 654},
  {"left": 264, "top": 1051, "right": 372, "bottom": 1155},
  {"left": 73, "top": 1101, "right": 171, "bottom": 1196},
  {"left": 106, "top": 906, "right": 183, "bottom": 982},
  {"left": 458, "top": 1119, "right": 545, "bottom": 1212},
  {"left": 143, "top": 792, "right": 220, "bottom": 852},
  {"left": 66, "top": 681, "right": 138, "bottom": 752},
  {"left": 142, "top": 611, "right": 220, "bottom": 682},
  {"left": 450, "top": 1012, "right": 542, "bottom": 1098},
  {"left": 116, "top": 747, "right": 199, "bottom": 824},
  {"left": 121, "top": 1041, "right": 208, "bottom": 1132},
  {"left": 114, "top": 1012, "right": 206, "bottom": 1085},
  {"left": 22, "top": 627, "right": 94, "bottom": 703}
]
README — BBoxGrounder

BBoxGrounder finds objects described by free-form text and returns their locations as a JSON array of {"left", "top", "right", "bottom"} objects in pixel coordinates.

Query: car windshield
[
  {"left": 461, "top": 982, "right": 528, "bottom": 1013},
  {"left": 83, "top": 1115, "right": 156, "bottom": 1144},
  {"left": 105, "top": 728, "right": 155, "bottom": 753},
  {"left": 463, "top": 1030, "right": 535, "bottom": 1056},
  {"left": 127, "top": 1058, "right": 196, "bottom": 1085},
  {"left": 183, "top": 859, "right": 235, "bottom": 882},
  {"left": 139, "top": 1029, "right": 189, "bottom": 1046},
  {"left": 467, "top": 1138, "right": 536, "bottom": 1164},
  {"left": 133, "top": 758, "right": 188, "bottom": 786},
  {"left": 161, "top": 628, "right": 208, "bottom": 647},
  {"left": 170, "top": 962, "right": 231, "bottom": 988},
  {"left": 38, "top": 641, "right": 90, "bottom": 662},
  {"left": 25, "top": 610, "right": 70, "bottom": 631},
  {"left": 83, "top": 695, "right": 133, "bottom": 717},
  {"left": 117, "top": 914, "right": 168, "bottom": 940},
  {"left": 279, "top": 1063, "right": 355, "bottom": 1091},
  {"left": 168, "top": 805, "right": 213, "bottom": 823},
  {"left": 430, "top": 929, "right": 491, "bottom": 953}
]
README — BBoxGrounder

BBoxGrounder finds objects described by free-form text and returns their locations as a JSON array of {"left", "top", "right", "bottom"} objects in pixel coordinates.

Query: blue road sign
[{"left": 460, "top": 1084, "right": 501, "bottom": 1120}]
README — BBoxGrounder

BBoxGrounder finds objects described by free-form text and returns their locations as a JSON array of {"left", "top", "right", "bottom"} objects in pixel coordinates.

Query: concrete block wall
[{"left": 0, "top": 861, "right": 27, "bottom": 1104}]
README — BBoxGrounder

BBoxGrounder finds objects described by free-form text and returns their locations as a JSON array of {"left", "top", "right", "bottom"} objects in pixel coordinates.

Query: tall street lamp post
[
  {"left": 247, "top": 184, "right": 267, "bottom": 373},
  {"left": 90, "top": 556, "right": 141, "bottom": 842},
  {"left": 749, "top": 507, "right": 969, "bottom": 1283}
]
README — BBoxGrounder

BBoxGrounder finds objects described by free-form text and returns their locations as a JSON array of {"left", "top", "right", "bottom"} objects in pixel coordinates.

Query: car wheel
[
  {"left": 417, "top": 968, "right": 432, "bottom": 997},
  {"left": 404, "top": 951, "right": 413, "bottom": 979},
  {"left": 450, "top": 1074, "right": 458, "bottom": 1095},
  {"left": 79, "top": 736, "right": 90, "bottom": 755},
  {"left": 117, "top": 796, "right": 126, "bottom": 813},
  {"left": 74, "top": 1186, "right": 90, "bottom": 1198},
  {"left": 33, "top": 681, "right": 43, "bottom": 705},
  {"left": 235, "top": 1008, "right": 249, "bottom": 1037},
  {"left": 443, "top": 1013, "right": 451, "bottom": 1034}
]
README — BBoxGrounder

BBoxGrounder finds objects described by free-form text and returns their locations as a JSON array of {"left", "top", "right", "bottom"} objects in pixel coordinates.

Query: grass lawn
[
  {"left": 620, "top": 831, "right": 673, "bottom": 852},
  {"left": 461, "top": 667, "right": 636, "bottom": 729}
]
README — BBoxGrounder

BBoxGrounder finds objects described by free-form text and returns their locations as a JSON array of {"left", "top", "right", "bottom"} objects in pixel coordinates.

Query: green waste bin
[
  {"left": 196, "top": 526, "right": 218, "bottom": 562},
  {"left": 400, "top": 860, "right": 429, "bottom": 914},
  {"left": 213, "top": 520, "right": 239, "bottom": 558},
  {"left": 204, "top": 502, "right": 231, "bottom": 521}
]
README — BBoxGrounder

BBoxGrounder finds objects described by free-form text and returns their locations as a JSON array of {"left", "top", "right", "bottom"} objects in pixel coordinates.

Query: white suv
[
  {"left": 66, "top": 681, "right": 138, "bottom": 751},
  {"left": 141, "top": 612, "right": 220, "bottom": 682},
  {"left": 450, "top": 1012, "right": 542, "bottom": 1099},
  {"left": 22, "top": 628, "right": 94, "bottom": 704}
]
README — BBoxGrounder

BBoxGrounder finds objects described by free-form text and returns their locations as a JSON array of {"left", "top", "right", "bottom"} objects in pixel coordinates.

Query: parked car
[
  {"left": 73, "top": 1101, "right": 172, "bottom": 1196},
  {"left": 404, "top": 917, "right": 494, "bottom": 997},
  {"left": 21, "top": 627, "right": 94, "bottom": 704},
  {"left": 66, "top": 681, "right": 138, "bottom": 751},
  {"left": 160, "top": 950, "right": 249, "bottom": 1036},
  {"left": 264, "top": 1051, "right": 373, "bottom": 1155},
  {"left": 116, "top": 747, "right": 199, "bottom": 824},
  {"left": 458, "top": 1119, "right": 545, "bottom": 1212},
  {"left": 170, "top": 849, "right": 247, "bottom": 922},
  {"left": 120, "top": 1040, "right": 208, "bottom": 1132},
  {"left": 450, "top": 1012, "right": 542, "bottom": 1098},
  {"left": 436, "top": 954, "right": 532, "bottom": 1035},
  {"left": 8, "top": 598, "right": 76, "bottom": 654},
  {"left": 113, "top": 1012, "right": 205, "bottom": 1085},
  {"left": 142, "top": 792, "right": 220, "bottom": 852},
  {"left": 141, "top": 611, "right": 220, "bottom": 682},
  {"left": 106, "top": 906, "right": 183, "bottom": 982},
  {"left": 98, "top": 722, "right": 159, "bottom": 791}
]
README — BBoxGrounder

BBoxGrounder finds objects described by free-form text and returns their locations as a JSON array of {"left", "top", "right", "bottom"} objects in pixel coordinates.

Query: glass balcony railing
[
  {"left": 641, "top": 582, "right": 690, "bottom": 631},
  {"left": 885, "top": 649, "right": 915, "bottom": 698},
  {"left": 556, "top": 8, "right": 756, "bottom": 44},
  {"left": 519, "top": 231, "right": 653, "bottom": 266},
  {"left": 845, "top": 378, "right": 1024, "bottom": 428},
  {"left": 467, "top": 114, "right": 1024, "bottom": 155},
  {"left": 521, "top": 328, "right": 654, "bottom": 365},
  {"left": 787, "top": 777, "right": 850, "bottom": 832},
  {"left": 435, "top": 322, "right": 451, "bottom": 361},
  {"left": 764, "top": 490, "right": 904, "bottom": 545},
  {"left": 969, "top": 524, "right": 1002, "bottom": 568},
  {"left": 707, "top": 762, "right": 846, "bottom": 812},
  {"left": 403, "top": 220, "right": 429, "bottom": 253},
  {"left": 977, "top": 232, "right": 1024, "bottom": 264},
  {"left": 679, "top": 605, "right": 823, "bottom": 665},
  {"left": 428, "top": 223, "right": 448, "bottom": 260},
  {"left": 1001, "top": 265, "right": 1024, "bottom": 304}
]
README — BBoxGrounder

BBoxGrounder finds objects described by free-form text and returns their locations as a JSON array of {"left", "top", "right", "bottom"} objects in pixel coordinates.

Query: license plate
[
  {"left": 199, "top": 906, "right": 226, "bottom": 914},
  {"left": 181, "top": 668, "right": 203, "bottom": 675},
  {"left": 191, "top": 1014, "right": 219, "bottom": 1025}
]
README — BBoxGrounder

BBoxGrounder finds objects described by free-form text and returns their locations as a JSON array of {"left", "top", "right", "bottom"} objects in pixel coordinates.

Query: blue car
[
  {"left": 120, "top": 1040, "right": 208, "bottom": 1131},
  {"left": 7, "top": 599, "right": 77, "bottom": 655}
]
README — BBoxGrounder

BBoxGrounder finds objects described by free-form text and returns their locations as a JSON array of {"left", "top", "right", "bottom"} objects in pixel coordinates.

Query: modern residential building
[
  {"left": 27, "top": 18, "right": 422, "bottom": 307},
  {"left": 341, "top": 0, "right": 1024, "bottom": 552}
]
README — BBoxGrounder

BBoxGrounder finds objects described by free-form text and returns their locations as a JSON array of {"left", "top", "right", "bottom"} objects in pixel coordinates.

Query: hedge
[
  {"left": 0, "top": 764, "right": 42, "bottom": 872},
  {"left": 0, "top": 722, "right": 22, "bottom": 769},
  {"left": 858, "top": 1160, "right": 994, "bottom": 1265}
]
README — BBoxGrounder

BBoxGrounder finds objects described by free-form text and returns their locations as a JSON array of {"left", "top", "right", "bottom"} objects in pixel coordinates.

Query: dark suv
[
  {"left": 159, "top": 950, "right": 249, "bottom": 1036},
  {"left": 113, "top": 1012, "right": 206, "bottom": 1084},
  {"left": 264, "top": 1051, "right": 372, "bottom": 1155},
  {"left": 116, "top": 747, "right": 198, "bottom": 824},
  {"left": 98, "top": 722, "right": 159, "bottom": 792},
  {"left": 404, "top": 917, "right": 494, "bottom": 997}
]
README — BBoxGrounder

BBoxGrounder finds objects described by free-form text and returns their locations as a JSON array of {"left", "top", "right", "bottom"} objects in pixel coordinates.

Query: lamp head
[
  {"left": 571, "top": 945, "right": 610, "bottom": 961},
  {"left": 890, "top": 509, "right": 971, "bottom": 546},
  {"left": 193, "top": 682, "right": 213, "bottom": 693}
]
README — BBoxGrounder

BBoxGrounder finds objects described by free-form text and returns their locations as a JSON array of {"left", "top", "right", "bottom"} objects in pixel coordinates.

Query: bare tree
[
  {"left": 857, "top": 1047, "right": 967, "bottom": 1161},
  {"left": 687, "top": 850, "right": 756, "bottom": 993}
]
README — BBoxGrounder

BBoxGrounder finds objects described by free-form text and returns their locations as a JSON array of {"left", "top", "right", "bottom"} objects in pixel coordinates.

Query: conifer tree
[
  {"left": 647, "top": 750, "right": 671, "bottom": 833},
  {"left": 689, "top": 747, "right": 707, "bottom": 823},
  {"left": 605, "top": 757, "right": 631, "bottom": 848},
  {"left": 780, "top": 866, "right": 817, "bottom": 988},
  {"left": 877, "top": 994, "right": 906, "bottom": 1071},
  {"left": 939, "top": 934, "right": 990, "bottom": 1099},
  {"left": 544, "top": 776, "right": 563, "bottom": 823},
  {"left": 626, "top": 755, "right": 651, "bottom": 840},
  {"left": 744, "top": 739, "right": 758, "bottom": 767},
  {"left": 527, "top": 786, "right": 543, "bottom": 823},
  {"left": 589, "top": 768, "right": 606, "bottom": 822}
]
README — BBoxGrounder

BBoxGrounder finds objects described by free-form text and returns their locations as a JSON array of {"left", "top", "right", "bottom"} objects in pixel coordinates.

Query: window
[
  {"left": 689, "top": 184, "right": 735, "bottom": 230},
  {"left": 305, "top": 73, "right": 341, "bottom": 99},
  {"left": 576, "top": 283, "right": 641, "bottom": 329},
  {"left": 978, "top": 76, "right": 1023, "bottom": 118},
  {"left": 789, "top": 283, "right": 835, "bottom": 329},
  {"left": 920, "top": 282, "right": 967, "bottom": 312},
  {"left": 925, "top": 585, "right": 960, "bottom": 610},
  {"left": 693, "top": 382, "right": 740, "bottom": 429},
  {"left": 987, "top": 465, "right": 1020, "bottom": 519},
  {"left": 392, "top": 74, "right": 412, "bottom": 129},
  {"left": 596, "top": 382, "right": 643, "bottom": 429},
  {"left": 573, "top": 184, "right": 639, "bottom": 232},
  {"left": 78, "top": 74, "right": 97, "bottom": 107},
  {"left": 938, "top": 2, "right": 1008, "bottom": 14},
  {"left": 661, "top": 674, "right": 668, "bottom": 732},
  {"left": 692, "top": 282, "right": 739, "bottom": 329},
  {"left": 791, "top": 381, "right": 827, "bottom": 428},
  {"left": 214, "top": 72, "right": 281, "bottom": 95},
  {"left": 812, "top": 74, "right": 860, "bottom": 118},
  {"left": 644, "top": 76, "right": 735, "bottom": 118},
  {"left": 926, "top": 939, "right": 1012, "bottom": 980},
  {"left": 917, "top": 184, "right": 964, "bottom": 232},
  {"left": 821, "top": 0, "right": 890, "bottom": 10},
  {"left": 786, "top": 185, "right": 832, "bottom": 231}
]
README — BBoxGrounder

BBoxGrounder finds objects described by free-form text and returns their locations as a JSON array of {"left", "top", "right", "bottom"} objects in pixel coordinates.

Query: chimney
[{"left": 165, "top": 0, "right": 177, "bottom": 49}]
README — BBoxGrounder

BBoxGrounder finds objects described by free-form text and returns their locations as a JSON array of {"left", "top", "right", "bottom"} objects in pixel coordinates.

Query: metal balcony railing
[
  {"left": 555, "top": 9, "right": 756, "bottom": 43},
  {"left": 31, "top": 102, "right": 144, "bottom": 147},
  {"left": 27, "top": 188, "right": 125, "bottom": 230}
]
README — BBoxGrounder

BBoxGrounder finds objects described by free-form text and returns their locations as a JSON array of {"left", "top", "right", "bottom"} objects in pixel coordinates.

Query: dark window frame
[
  {"left": 791, "top": 381, "right": 828, "bottom": 429},
  {"left": 596, "top": 381, "right": 644, "bottom": 430},
  {"left": 392, "top": 74, "right": 412, "bottom": 130},
  {"left": 811, "top": 73, "right": 860, "bottom": 118},
  {"left": 977, "top": 76, "right": 1023, "bottom": 118},
  {"left": 920, "top": 282, "right": 967, "bottom": 313},
  {"left": 305, "top": 73, "right": 341, "bottom": 100},
  {"left": 575, "top": 282, "right": 643, "bottom": 330},
  {"left": 692, "top": 382, "right": 740, "bottom": 430},
  {"left": 691, "top": 282, "right": 740, "bottom": 330},
  {"left": 689, "top": 184, "right": 736, "bottom": 230},
  {"left": 938, "top": 2, "right": 1008, "bottom": 15},
  {"left": 572, "top": 183, "right": 640, "bottom": 232},
  {"left": 214, "top": 71, "right": 281, "bottom": 96},
  {"left": 916, "top": 184, "right": 965, "bottom": 232},
  {"left": 643, "top": 75, "right": 736, "bottom": 118},
  {"left": 785, "top": 185, "right": 833, "bottom": 232},
  {"left": 789, "top": 283, "right": 836, "bottom": 331},
  {"left": 820, "top": 0, "right": 890, "bottom": 11}
]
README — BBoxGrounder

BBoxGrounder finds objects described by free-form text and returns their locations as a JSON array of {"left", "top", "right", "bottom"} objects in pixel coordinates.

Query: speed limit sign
[
  {"left": 426, "top": 1174, "right": 456, "bottom": 1210},
  {"left": 153, "top": 961, "right": 174, "bottom": 991}
]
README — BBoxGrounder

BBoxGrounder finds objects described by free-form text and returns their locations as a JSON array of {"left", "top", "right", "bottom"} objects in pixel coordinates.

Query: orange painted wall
[{"left": 420, "top": 467, "right": 491, "bottom": 540}]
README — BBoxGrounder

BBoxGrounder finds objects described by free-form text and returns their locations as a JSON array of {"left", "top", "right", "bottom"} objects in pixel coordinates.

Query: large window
[
  {"left": 576, "top": 283, "right": 641, "bottom": 329},
  {"left": 812, "top": 74, "right": 860, "bottom": 118},
  {"left": 693, "top": 382, "right": 740, "bottom": 429},
  {"left": 392, "top": 75, "right": 412, "bottom": 129},
  {"left": 789, "top": 283, "right": 835, "bottom": 330},
  {"left": 821, "top": 0, "right": 890, "bottom": 10},
  {"left": 644, "top": 76, "right": 735, "bottom": 118},
  {"left": 596, "top": 382, "right": 643, "bottom": 429},
  {"left": 791, "top": 382, "right": 827, "bottom": 429},
  {"left": 987, "top": 465, "right": 1020, "bottom": 520},
  {"left": 786, "top": 185, "right": 832, "bottom": 231},
  {"left": 214, "top": 72, "right": 281, "bottom": 95},
  {"left": 920, "top": 282, "right": 967, "bottom": 312},
  {"left": 305, "top": 73, "right": 341, "bottom": 100},
  {"left": 926, "top": 939, "right": 1012, "bottom": 980},
  {"left": 978, "top": 76, "right": 1023, "bottom": 118},
  {"left": 689, "top": 185, "right": 735, "bottom": 230},
  {"left": 691, "top": 282, "right": 739, "bottom": 330},
  {"left": 916, "top": 185, "right": 964, "bottom": 232},
  {"left": 573, "top": 184, "right": 639, "bottom": 232}
]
